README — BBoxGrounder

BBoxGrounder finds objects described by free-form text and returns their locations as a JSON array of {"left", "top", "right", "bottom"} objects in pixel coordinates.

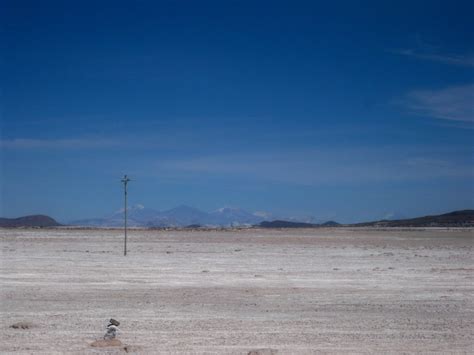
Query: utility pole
[{"left": 121, "top": 175, "right": 131, "bottom": 256}]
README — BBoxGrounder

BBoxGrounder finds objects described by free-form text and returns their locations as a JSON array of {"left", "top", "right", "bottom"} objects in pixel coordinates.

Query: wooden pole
[{"left": 121, "top": 175, "right": 130, "bottom": 256}]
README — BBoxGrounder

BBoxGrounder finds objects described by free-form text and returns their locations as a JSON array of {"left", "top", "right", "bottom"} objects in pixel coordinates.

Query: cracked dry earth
[{"left": 0, "top": 228, "right": 473, "bottom": 354}]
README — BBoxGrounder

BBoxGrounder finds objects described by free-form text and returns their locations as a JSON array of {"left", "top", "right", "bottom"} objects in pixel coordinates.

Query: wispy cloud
[
  {"left": 150, "top": 148, "right": 474, "bottom": 186},
  {"left": 0, "top": 137, "right": 121, "bottom": 149},
  {"left": 390, "top": 48, "right": 474, "bottom": 67},
  {"left": 403, "top": 84, "right": 474, "bottom": 123}
]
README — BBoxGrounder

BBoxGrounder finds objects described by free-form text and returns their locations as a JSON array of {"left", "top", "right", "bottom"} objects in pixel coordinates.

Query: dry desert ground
[{"left": 0, "top": 228, "right": 473, "bottom": 354}]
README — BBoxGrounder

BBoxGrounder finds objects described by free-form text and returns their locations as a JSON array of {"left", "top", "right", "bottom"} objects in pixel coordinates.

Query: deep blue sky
[{"left": 1, "top": 0, "right": 473, "bottom": 223}]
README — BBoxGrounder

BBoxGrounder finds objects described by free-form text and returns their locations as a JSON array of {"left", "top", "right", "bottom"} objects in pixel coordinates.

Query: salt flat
[{"left": 0, "top": 228, "right": 473, "bottom": 354}]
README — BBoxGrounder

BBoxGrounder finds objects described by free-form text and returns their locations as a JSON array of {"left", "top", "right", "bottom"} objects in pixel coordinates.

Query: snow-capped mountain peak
[{"left": 70, "top": 204, "right": 269, "bottom": 227}]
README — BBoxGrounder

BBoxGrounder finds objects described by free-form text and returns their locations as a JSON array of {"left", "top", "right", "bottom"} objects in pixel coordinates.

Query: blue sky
[{"left": 1, "top": 0, "right": 473, "bottom": 223}]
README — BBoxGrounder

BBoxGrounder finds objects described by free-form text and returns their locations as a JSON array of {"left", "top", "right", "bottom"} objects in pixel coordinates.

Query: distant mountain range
[
  {"left": 69, "top": 205, "right": 265, "bottom": 227},
  {"left": 1, "top": 209, "right": 473, "bottom": 228}
]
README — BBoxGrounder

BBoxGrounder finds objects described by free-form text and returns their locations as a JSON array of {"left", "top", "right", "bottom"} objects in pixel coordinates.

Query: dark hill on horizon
[
  {"left": 258, "top": 210, "right": 473, "bottom": 228},
  {"left": 352, "top": 210, "right": 474, "bottom": 227},
  {"left": 259, "top": 220, "right": 319, "bottom": 228},
  {"left": 258, "top": 220, "right": 342, "bottom": 228},
  {"left": 0, "top": 215, "right": 61, "bottom": 228}
]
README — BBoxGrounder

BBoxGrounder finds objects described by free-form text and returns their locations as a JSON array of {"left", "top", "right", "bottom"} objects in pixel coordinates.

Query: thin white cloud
[
  {"left": 151, "top": 148, "right": 474, "bottom": 186},
  {"left": 0, "top": 137, "right": 121, "bottom": 149},
  {"left": 403, "top": 84, "right": 474, "bottom": 122},
  {"left": 390, "top": 49, "right": 474, "bottom": 67}
]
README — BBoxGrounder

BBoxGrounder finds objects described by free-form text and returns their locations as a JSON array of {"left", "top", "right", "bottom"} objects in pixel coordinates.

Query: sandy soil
[{"left": 1, "top": 228, "right": 473, "bottom": 354}]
